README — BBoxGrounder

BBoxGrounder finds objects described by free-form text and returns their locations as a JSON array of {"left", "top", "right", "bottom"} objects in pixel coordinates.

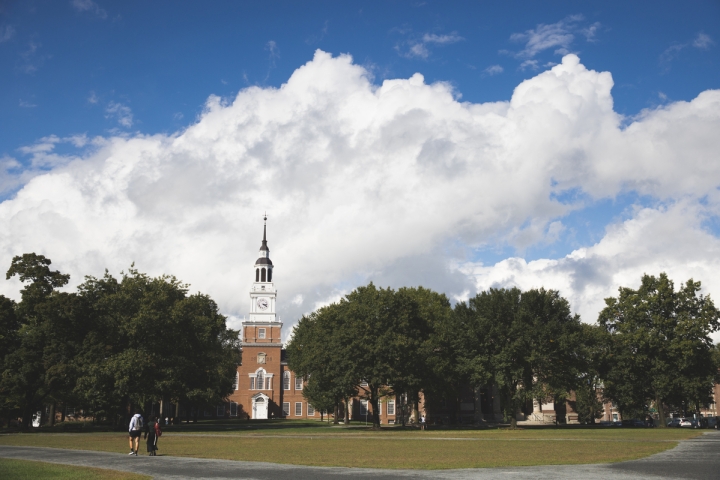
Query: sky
[{"left": 1, "top": 1, "right": 719, "bottom": 339}]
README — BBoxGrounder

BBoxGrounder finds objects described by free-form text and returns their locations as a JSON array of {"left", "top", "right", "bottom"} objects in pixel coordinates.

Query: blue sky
[
  {"left": 2, "top": 1, "right": 718, "bottom": 156},
  {"left": 1, "top": 1, "right": 719, "bottom": 331}
]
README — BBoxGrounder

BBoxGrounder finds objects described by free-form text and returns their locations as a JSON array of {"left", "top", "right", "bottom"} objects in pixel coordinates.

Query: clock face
[{"left": 257, "top": 297, "right": 269, "bottom": 310}]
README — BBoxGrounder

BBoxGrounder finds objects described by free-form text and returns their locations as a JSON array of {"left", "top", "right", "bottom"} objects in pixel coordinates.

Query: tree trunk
[
  {"left": 344, "top": 398, "right": 349, "bottom": 425},
  {"left": 656, "top": 396, "right": 666, "bottom": 428},
  {"left": 510, "top": 416, "right": 517, "bottom": 429},
  {"left": 48, "top": 403, "right": 56, "bottom": 427},
  {"left": 370, "top": 388, "right": 381, "bottom": 429},
  {"left": 413, "top": 399, "right": 420, "bottom": 426},
  {"left": 333, "top": 404, "right": 339, "bottom": 424}
]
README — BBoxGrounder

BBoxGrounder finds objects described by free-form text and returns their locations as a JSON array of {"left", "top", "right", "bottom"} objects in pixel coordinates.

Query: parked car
[
  {"left": 667, "top": 417, "right": 682, "bottom": 427},
  {"left": 679, "top": 418, "right": 697, "bottom": 428},
  {"left": 622, "top": 419, "right": 648, "bottom": 427}
]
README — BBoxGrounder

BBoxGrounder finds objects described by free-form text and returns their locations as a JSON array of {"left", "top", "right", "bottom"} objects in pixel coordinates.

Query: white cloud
[
  {"left": 483, "top": 65, "right": 504, "bottom": 76},
  {"left": 87, "top": 91, "right": 99, "bottom": 104},
  {"left": 422, "top": 33, "right": 463, "bottom": 45},
  {"left": 19, "top": 99, "right": 37, "bottom": 108},
  {"left": 396, "top": 31, "right": 463, "bottom": 59},
  {"left": 0, "top": 51, "right": 719, "bottom": 340},
  {"left": 509, "top": 15, "right": 584, "bottom": 59},
  {"left": 693, "top": 33, "right": 714, "bottom": 49},
  {"left": 464, "top": 200, "right": 720, "bottom": 333},
  {"left": 71, "top": 0, "right": 107, "bottom": 19},
  {"left": 105, "top": 101, "right": 133, "bottom": 127},
  {"left": 0, "top": 25, "right": 15, "bottom": 43}
]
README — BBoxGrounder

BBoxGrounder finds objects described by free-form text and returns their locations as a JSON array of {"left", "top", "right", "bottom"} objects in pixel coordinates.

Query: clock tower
[{"left": 249, "top": 215, "right": 277, "bottom": 323}]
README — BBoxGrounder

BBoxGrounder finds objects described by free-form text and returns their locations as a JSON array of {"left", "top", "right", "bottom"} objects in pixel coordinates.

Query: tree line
[
  {"left": 287, "top": 274, "right": 720, "bottom": 428},
  {"left": 0, "top": 254, "right": 240, "bottom": 429}
]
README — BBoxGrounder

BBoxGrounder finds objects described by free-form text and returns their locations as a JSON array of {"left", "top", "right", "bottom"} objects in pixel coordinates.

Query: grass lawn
[
  {"left": 0, "top": 424, "right": 704, "bottom": 469},
  {"left": 0, "top": 458, "right": 149, "bottom": 479}
]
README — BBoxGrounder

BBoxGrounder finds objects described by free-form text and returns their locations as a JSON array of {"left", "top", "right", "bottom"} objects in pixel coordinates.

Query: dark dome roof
[{"left": 255, "top": 257, "right": 273, "bottom": 266}]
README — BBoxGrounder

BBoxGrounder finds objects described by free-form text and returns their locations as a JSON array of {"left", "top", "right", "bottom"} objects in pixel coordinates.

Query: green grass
[
  {"left": 0, "top": 458, "right": 149, "bottom": 479},
  {"left": 0, "top": 424, "right": 703, "bottom": 469}
]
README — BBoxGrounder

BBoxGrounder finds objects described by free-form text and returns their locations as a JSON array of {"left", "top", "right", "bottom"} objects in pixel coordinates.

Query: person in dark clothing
[{"left": 144, "top": 415, "right": 160, "bottom": 456}]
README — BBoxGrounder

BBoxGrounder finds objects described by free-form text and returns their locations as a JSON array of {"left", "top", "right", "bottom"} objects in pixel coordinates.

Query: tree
[
  {"left": 287, "top": 283, "right": 454, "bottom": 429},
  {"left": 74, "top": 268, "right": 241, "bottom": 423},
  {"left": 287, "top": 303, "right": 359, "bottom": 425},
  {"left": 1, "top": 254, "right": 82, "bottom": 428},
  {"left": 455, "top": 287, "right": 584, "bottom": 428},
  {"left": 598, "top": 273, "right": 720, "bottom": 424},
  {"left": 573, "top": 324, "right": 609, "bottom": 424}
]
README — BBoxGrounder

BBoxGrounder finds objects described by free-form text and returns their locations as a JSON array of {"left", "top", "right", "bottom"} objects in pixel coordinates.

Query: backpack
[{"left": 133, "top": 416, "right": 143, "bottom": 431}]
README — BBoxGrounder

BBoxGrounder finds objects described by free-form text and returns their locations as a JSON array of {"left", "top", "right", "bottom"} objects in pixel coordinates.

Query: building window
[
  {"left": 257, "top": 352, "right": 266, "bottom": 363},
  {"left": 230, "top": 402, "right": 238, "bottom": 417},
  {"left": 283, "top": 402, "right": 290, "bottom": 417},
  {"left": 257, "top": 371, "right": 264, "bottom": 390},
  {"left": 360, "top": 400, "right": 368, "bottom": 416},
  {"left": 295, "top": 402, "right": 303, "bottom": 416},
  {"left": 250, "top": 377, "right": 255, "bottom": 390},
  {"left": 255, "top": 268, "right": 259, "bottom": 282},
  {"left": 295, "top": 376, "right": 303, "bottom": 390},
  {"left": 360, "top": 380, "right": 368, "bottom": 387},
  {"left": 387, "top": 400, "right": 395, "bottom": 416},
  {"left": 258, "top": 329, "right": 266, "bottom": 339},
  {"left": 268, "top": 269, "right": 272, "bottom": 281},
  {"left": 377, "top": 401, "right": 382, "bottom": 415},
  {"left": 217, "top": 405, "right": 225, "bottom": 417},
  {"left": 308, "top": 404, "right": 315, "bottom": 416},
  {"left": 232, "top": 372, "right": 239, "bottom": 390},
  {"left": 283, "top": 371, "right": 291, "bottom": 390},
  {"left": 261, "top": 268, "right": 266, "bottom": 282},
  {"left": 204, "top": 409, "right": 211, "bottom": 417}
]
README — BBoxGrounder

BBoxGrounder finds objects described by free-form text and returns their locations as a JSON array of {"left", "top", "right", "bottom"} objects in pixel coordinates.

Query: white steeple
[{"left": 249, "top": 214, "right": 277, "bottom": 323}]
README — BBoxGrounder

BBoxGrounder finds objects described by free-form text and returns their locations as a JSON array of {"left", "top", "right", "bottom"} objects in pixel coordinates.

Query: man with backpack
[{"left": 128, "top": 410, "right": 144, "bottom": 456}]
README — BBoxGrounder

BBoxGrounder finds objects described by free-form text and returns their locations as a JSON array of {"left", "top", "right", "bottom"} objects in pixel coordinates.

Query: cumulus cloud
[
  {"left": 0, "top": 51, "right": 719, "bottom": 340},
  {"left": 464, "top": 201, "right": 720, "bottom": 327},
  {"left": 105, "top": 101, "right": 133, "bottom": 127}
]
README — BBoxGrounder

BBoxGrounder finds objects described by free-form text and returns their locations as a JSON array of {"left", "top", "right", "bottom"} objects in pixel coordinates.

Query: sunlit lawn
[
  {"left": 0, "top": 458, "right": 149, "bottom": 479},
  {"left": 0, "top": 422, "right": 703, "bottom": 469}
]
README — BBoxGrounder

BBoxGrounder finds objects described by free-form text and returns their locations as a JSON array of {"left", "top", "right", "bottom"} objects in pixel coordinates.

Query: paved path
[{"left": 1, "top": 431, "right": 718, "bottom": 479}]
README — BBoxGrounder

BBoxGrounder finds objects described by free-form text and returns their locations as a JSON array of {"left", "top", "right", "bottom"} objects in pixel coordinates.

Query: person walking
[
  {"left": 128, "top": 410, "right": 144, "bottom": 456},
  {"left": 420, "top": 414, "right": 426, "bottom": 431},
  {"left": 144, "top": 415, "right": 160, "bottom": 456}
]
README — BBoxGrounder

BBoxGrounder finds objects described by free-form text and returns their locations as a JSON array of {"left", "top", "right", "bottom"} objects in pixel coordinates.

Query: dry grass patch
[
  {"left": 0, "top": 458, "right": 149, "bottom": 479},
  {"left": 0, "top": 430, "right": 694, "bottom": 469}
]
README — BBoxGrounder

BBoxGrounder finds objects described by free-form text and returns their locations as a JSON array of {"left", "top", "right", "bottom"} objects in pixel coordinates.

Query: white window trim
[
  {"left": 295, "top": 402, "right": 303, "bottom": 416},
  {"left": 295, "top": 376, "right": 303, "bottom": 390},
  {"left": 258, "top": 328, "right": 266, "bottom": 339},
  {"left": 388, "top": 400, "right": 396, "bottom": 416},
  {"left": 230, "top": 402, "right": 238, "bottom": 417},
  {"left": 283, "top": 371, "right": 291, "bottom": 390},
  {"left": 282, "top": 402, "right": 290, "bottom": 417},
  {"left": 360, "top": 400, "right": 368, "bottom": 416},
  {"left": 248, "top": 369, "right": 274, "bottom": 390},
  {"left": 308, "top": 404, "right": 315, "bottom": 416}
]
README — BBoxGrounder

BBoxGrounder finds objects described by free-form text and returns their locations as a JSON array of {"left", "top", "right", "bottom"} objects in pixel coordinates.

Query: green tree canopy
[
  {"left": 598, "top": 273, "right": 720, "bottom": 423},
  {"left": 455, "top": 287, "right": 584, "bottom": 428}
]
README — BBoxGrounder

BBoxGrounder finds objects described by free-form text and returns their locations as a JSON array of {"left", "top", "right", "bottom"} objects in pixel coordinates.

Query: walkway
[{"left": 1, "top": 431, "right": 718, "bottom": 479}]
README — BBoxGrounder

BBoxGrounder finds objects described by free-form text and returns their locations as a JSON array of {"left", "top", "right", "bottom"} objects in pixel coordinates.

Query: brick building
[{"left": 226, "top": 218, "right": 399, "bottom": 423}]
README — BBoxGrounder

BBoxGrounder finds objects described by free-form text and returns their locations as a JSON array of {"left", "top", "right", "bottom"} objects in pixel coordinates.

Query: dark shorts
[{"left": 129, "top": 430, "right": 142, "bottom": 438}]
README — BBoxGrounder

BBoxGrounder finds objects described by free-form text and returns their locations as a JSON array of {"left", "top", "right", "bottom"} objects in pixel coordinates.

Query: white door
[{"left": 253, "top": 397, "right": 268, "bottom": 419}]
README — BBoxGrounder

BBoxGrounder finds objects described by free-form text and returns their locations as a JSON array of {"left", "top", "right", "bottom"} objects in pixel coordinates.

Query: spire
[{"left": 260, "top": 213, "right": 269, "bottom": 252}]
